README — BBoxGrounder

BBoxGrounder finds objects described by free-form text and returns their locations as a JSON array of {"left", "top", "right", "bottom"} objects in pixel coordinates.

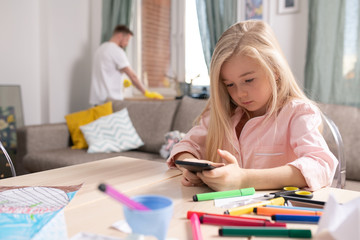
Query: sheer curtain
[
  {"left": 196, "top": 0, "right": 237, "bottom": 69},
  {"left": 101, "top": 0, "right": 133, "bottom": 43},
  {"left": 305, "top": 0, "right": 360, "bottom": 107}
]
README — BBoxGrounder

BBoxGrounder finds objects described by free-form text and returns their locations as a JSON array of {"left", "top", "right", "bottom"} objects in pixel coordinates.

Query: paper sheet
[
  {"left": 0, "top": 185, "right": 81, "bottom": 240},
  {"left": 315, "top": 194, "right": 360, "bottom": 240},
  {"left": 70, "top": 232, "right": 122, "bottom": 240}
]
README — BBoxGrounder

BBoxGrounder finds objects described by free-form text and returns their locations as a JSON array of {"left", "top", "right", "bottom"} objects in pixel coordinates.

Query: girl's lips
[{"left": 242, "top": 101, "right": 253, "bottom": 105}]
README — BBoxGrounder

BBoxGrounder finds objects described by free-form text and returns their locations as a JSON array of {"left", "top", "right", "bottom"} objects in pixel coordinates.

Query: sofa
[
  {"left": 16, "top": 96, "right": 207, "bottom": 173},
  {"left": 15, "top": 97, "right": 360, "bottom": 190}
]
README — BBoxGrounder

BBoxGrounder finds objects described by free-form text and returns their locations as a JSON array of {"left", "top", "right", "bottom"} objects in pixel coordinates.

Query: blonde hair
[{"left": 201, "top": 20, "right": 311, "bottom": 163}]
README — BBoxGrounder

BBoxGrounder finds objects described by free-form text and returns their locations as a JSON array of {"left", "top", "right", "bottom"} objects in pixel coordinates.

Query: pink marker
[
  {"left": 190, "top": 213, "right": 203, "bottom": 240},
  {"left": 98, "top": 183, "right": 150, "bottom": 211}
]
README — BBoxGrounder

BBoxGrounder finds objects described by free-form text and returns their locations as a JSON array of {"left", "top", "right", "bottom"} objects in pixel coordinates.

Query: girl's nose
[{"left": 237, "top": 88, "right": 247, "bottom": 98}]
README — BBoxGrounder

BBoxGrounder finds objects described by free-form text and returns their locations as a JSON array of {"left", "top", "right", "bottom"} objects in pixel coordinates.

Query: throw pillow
[
  {"left": 65, "top": 102, "right": 113, "bottom": 149},
  {"left": 80, "top": 108, "right": 144, "bottom": 153}
]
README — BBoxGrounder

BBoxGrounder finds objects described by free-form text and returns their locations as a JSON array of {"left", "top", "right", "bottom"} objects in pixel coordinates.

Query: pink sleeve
[
  {"left": 166, "top": 112, "right": 210, "bottom": 168},
  {"left": 287, "top": 104, "right": 338, "bottom": 191}
]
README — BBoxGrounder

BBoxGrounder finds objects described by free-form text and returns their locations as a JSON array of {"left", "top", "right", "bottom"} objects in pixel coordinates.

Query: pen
[
  {"left": 193, "top": 187, "right": 255, "bottom": 201},
  {"left": 219, "top": 226, "right": 312, "bottom": 238},
  {"left": 98, "top": 183, "right": 150, "bottom": 211},
  {"left": 190, "top": 213, "right": 203, "bottom": 240},
  {"left": 200, "top": 214, "right": 287, "bottom": 227},
  {"left": 187, "top": 211, "right": 266, "bottom": 221},
  {"left": 224, "top": 197, "right": 285, "bottom": 215},
  {"left": 253, "top": 206, "right": 323, "bottom": 216},
  {"left": 271, "top": 214, "right": 320, "bottom": 224}
]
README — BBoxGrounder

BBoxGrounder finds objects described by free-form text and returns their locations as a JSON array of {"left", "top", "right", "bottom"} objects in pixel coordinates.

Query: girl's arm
[{"left": 197, "top": 149, "right": 307, "bottom": 191}]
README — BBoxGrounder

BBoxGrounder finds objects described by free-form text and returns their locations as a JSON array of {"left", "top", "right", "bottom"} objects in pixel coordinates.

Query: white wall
[
  {"left": 0, "top": 0, "right": 100, "bottom": 125},
  {"left": 0, "top": 0, "right": 42, "bottom": 125},
  {"left": 0, "top": 0, "right": 308, "bottom": 126},
  {"left": 268, "top": 0, "right": 308, "bottom": 88}
]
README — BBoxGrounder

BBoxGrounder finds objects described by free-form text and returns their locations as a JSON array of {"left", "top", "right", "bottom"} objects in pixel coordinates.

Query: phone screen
[{"left": 175, "top": 160, "right": 215, "bottom": 172}]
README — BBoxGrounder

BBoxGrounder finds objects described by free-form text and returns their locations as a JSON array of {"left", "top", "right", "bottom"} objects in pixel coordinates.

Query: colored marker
[
  {"left": 98, "top": 183, "right": 150, "bottom": 211},
  {"left": 193, "top": 187, "right": 255, "bottom": 201},
  {"left": 225, "top": 197, "right": 285, "bottom": 215},
  {"left": 190, "top": 213, "right": 203, "bottom": 240},
  {"left": 219, "top": 227, "right": 312, "bottom": 238},
  {"left": 187, "top": 211, "right": 266, "bottom": 221},
  {"left": 265, "top": 205, "right": 323, "bottom": 212},
  {"left": 272, "top": 214, "right": 320, "bottom": 224},
  {"left": 253, "top": 206, "right": 323, "bottom": 216},
  {"left": 200, "top": 214, "right": 286, "bottom": 227}
]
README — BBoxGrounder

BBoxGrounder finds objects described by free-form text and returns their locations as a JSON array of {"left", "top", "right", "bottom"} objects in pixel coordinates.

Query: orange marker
[{"left": 253, "top": 206, "right": 323, "bottom": 216}]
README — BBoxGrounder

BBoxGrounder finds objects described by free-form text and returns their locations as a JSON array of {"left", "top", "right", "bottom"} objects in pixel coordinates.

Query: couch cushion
[
  {"left": 172, "top": 96, "right": 208, "bottom": 133},
  {"left": 64, "top": 102, "right": 113, "bottom": 149},
  {"left": 112, "top": 99, "right": 180, "bottom": 153},
  {"left": 23, "top": 149, "right": 164, "bottom": 172},
  {"left": 80, "top": 109, "right": 144, "bottom": 153}
]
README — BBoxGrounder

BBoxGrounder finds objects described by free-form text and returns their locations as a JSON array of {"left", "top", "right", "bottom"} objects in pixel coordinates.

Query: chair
[
  {"left": 321, "top": 113, "right": 346, "bottom": 189},
  {"left": 0, "top": 139, "right": 16, "bottom": 178}
]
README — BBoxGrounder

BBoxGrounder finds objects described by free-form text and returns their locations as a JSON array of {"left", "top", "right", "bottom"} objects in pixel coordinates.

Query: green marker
[
  {"left": 219, "top": 227, "right": 312, "bottom": 238},
  {"left": 193, "top": 187, "right": 255, "bottom": 201}
]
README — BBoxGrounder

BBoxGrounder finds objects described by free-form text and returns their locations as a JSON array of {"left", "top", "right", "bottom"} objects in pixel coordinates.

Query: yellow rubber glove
[
  {"left": 123, "top": 79, "right": 132, "bottom": 88},
  {"left": 144, "top": 90, "right": 164, "bottom": 100}
]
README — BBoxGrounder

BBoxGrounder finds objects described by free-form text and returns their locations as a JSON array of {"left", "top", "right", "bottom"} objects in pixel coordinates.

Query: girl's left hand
[{"left": 197, "top": 149, "right": 248, "bottom": 191}]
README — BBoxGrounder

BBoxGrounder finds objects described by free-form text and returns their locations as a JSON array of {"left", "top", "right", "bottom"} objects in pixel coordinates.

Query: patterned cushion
[
  {"left": 65, "top": 102, "right": 113, "bottom": 149},
  {"left": 80, "top": 108, "right": 144, "bottom": 153}
]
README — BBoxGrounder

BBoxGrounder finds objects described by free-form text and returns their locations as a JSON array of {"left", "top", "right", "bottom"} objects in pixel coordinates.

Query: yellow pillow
[{"left": 65, "top": 102, "right": 113, "bottom": 149}]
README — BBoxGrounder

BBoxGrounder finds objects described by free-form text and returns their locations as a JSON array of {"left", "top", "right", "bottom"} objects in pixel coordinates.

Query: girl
[{"left": 167, "top": 20, "right": 337, "bottom": 191}]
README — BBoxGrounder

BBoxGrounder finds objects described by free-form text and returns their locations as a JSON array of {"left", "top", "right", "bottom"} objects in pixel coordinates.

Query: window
[
  {"left": 130, "top": 0, "right": 210, "bottom": 92},
  {"left": 185, "top": 0, "right": 210, "bottom": 86}
]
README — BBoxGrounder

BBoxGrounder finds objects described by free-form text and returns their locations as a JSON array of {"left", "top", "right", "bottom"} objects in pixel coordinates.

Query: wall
[
  {"left": 0, "top": 0, "right": 308, "bottom": 126},
  {"left": 0, "top": 0, "right": 100, "bottom": 125},
  {"left": 267, "top": 0, "right": 308, "bottom": 88}
]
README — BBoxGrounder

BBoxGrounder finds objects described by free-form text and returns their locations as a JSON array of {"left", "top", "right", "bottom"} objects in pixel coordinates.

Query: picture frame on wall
[
  {"left": 278, "top": 0, "right": 300, "bottom": 14},
  {"left": 238, "top": 0, "right": 270, "bottom": 23}
]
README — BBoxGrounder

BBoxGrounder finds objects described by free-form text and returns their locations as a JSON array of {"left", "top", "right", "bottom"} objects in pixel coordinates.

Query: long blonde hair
[{"left": 201, "top": 20, "right": 310, "bottom": 163}]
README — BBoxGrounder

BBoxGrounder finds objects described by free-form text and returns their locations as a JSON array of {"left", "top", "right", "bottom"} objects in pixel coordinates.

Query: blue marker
[{"left": 271, "top": 214, "right": 320, "bottom": 224}]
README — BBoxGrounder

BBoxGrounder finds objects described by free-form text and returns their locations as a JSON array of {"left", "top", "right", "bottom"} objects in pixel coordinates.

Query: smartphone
[{"left": 175, "top": 160, "right": 215, "bottom": 172}]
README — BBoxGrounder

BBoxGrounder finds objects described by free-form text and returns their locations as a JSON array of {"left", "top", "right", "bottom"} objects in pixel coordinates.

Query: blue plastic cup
[{"left": 123, "top": 195, "right": 174, "bottom": 240}]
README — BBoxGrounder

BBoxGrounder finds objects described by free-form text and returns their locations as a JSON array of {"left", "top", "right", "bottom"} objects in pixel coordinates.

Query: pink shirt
[{"left": 167, "top": 99, "right": 338, "bottom": 191}]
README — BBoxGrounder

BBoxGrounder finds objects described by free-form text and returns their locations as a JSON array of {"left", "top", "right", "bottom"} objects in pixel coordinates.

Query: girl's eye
[
  {"left": 225, "top": 83, "right": 234, "bottom": 87},
  {"left": 245, "top": 78, "right": 254, "bottom": 83}
]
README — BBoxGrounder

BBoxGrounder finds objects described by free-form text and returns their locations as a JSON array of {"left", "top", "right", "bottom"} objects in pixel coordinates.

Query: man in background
[{"left": 89, "top": 25, "right": 163, "bottom": 105}]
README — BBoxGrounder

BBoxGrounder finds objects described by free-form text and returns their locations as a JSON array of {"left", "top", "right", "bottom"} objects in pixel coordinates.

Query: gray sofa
[
  {"left": 15, "top": 98, "right": 360, "bottom": 190},
  {"left": 16, "top": 96, "right": 207, "bottom": 173}
]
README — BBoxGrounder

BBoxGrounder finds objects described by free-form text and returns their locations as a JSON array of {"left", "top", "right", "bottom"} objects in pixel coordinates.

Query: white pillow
[{"left": 80, "top": 108, "right": 144, "bottom": 153}]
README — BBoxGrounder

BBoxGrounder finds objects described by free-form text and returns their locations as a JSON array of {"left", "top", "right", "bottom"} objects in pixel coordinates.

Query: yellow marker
[{"left": 224, "top": 197, "right": 285, "bottom": 216}]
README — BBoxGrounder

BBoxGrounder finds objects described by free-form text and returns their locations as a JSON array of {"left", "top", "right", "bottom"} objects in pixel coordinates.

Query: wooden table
[{"left": 1, "top": 156, "right": 359, "bottom": 239}]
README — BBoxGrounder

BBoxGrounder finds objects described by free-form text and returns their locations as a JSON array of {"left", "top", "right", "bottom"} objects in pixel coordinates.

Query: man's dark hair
[{"left": 113, "top": 25, "right": 133, "bottom": 36}]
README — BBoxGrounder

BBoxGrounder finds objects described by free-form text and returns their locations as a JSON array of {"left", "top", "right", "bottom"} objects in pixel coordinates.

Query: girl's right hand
[
  {"left": 180, "top": 168, "right": 205, "bottom": 187},
  {"left": 176, "top": 158, "right": 225, "bottom": 187}
]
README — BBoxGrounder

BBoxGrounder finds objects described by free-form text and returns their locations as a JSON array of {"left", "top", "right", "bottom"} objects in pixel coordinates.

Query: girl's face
[{"left": 221, "top": 54, "right": 272, "bottom": 118}]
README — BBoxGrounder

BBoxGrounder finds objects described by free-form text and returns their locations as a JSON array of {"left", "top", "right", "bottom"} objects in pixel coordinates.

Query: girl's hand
[
  {"left": 197, "top": 149, "right": 248, "bottom": 191},
  {"left": 176, "top": 158, "right": 224, "bottom": 187}
]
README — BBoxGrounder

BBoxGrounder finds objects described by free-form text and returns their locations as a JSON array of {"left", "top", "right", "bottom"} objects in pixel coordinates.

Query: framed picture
[
  {"left": 238, "top": 0, "right": 270, "bottom": 23},
  {"left": 278, "top": 0, "right": 300, "bottom": 14}
]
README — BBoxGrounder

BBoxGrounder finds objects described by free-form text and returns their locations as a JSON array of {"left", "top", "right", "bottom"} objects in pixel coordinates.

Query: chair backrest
[
  {"left": 0, "top": 140, "right": 16, "bottom": 178},
  {"left": 321, "top": 113, "right": 346, "bottom": 188}
]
